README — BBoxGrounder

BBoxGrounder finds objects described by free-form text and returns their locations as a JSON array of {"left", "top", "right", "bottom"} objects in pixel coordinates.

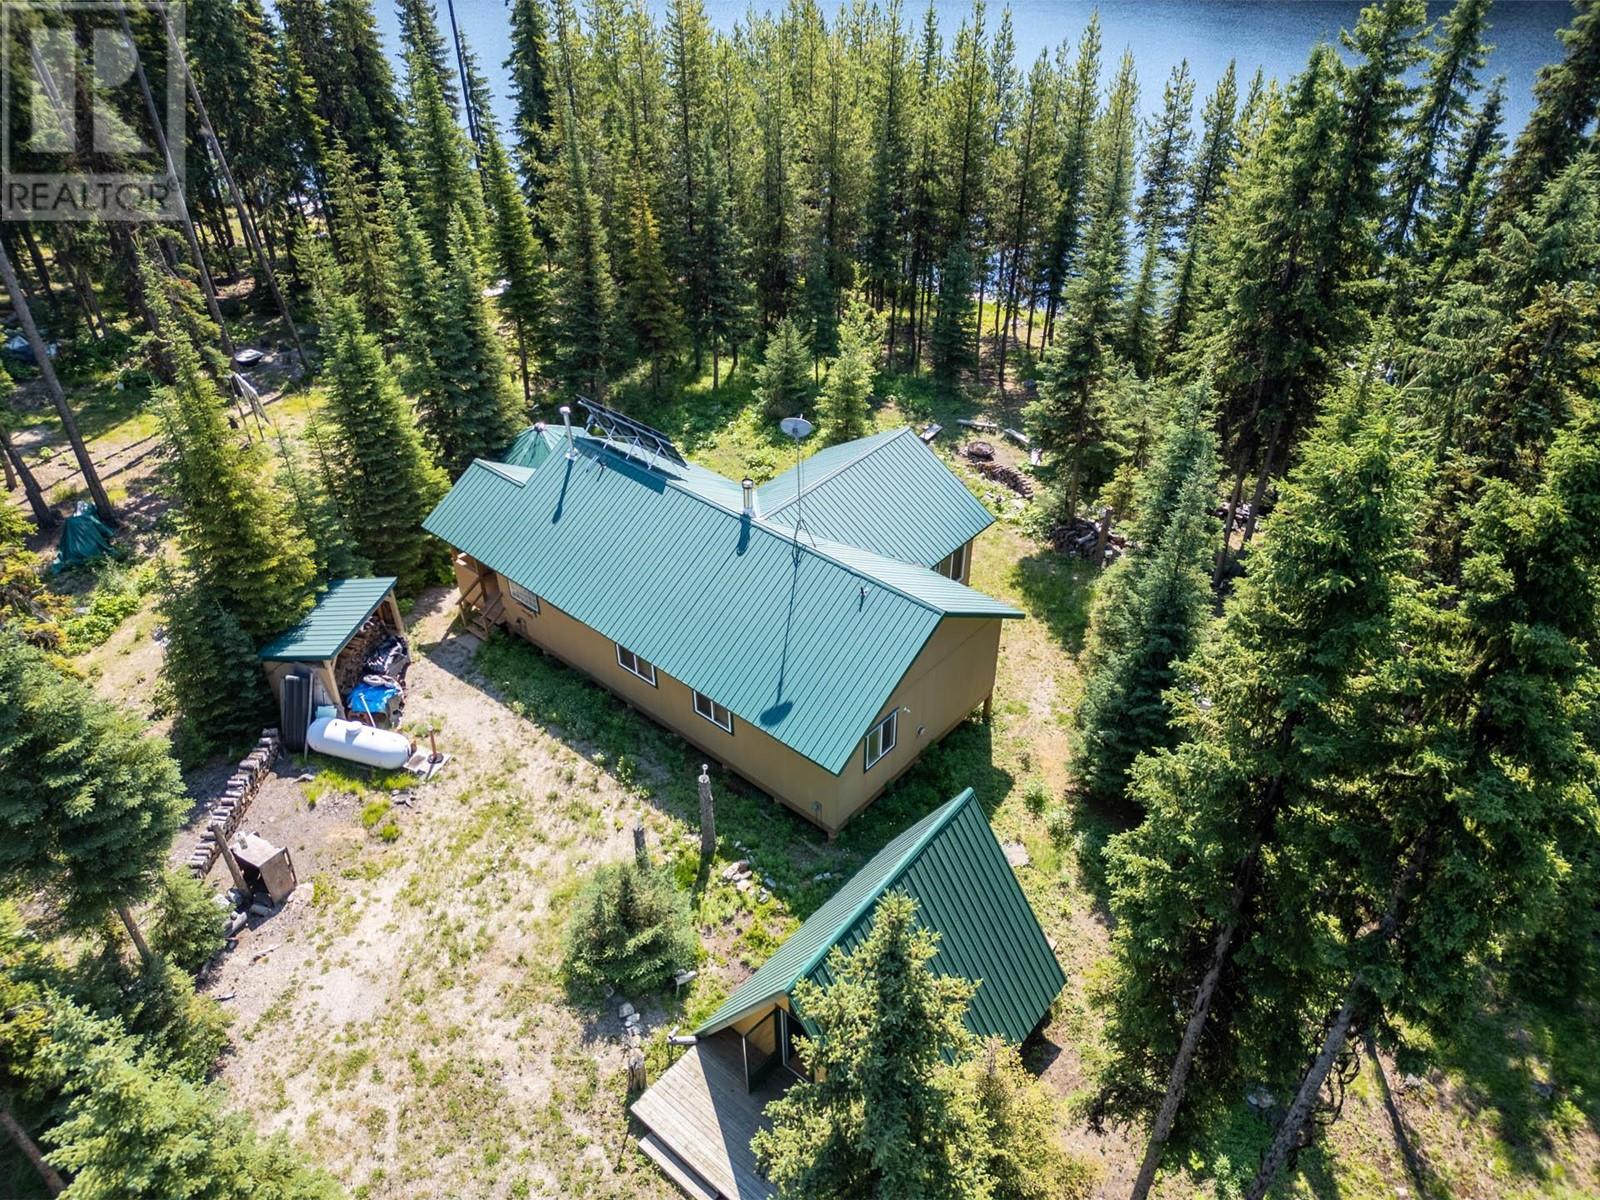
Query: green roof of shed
[
  {"left": 423, "top": 436, "right": 1019, "bottom": 774},
  {"left": 694, "top": 789, "right": 1065, "bottom": 1045},
  {"left": 257, "top": 577, "right": 397, "bottom": 662},
  {"left": 757, "top": 427, "right": 994, "bottom": 567}
]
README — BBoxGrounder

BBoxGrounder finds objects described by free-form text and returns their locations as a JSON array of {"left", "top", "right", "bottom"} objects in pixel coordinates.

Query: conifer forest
[{"left": 0, "top": 0, "right": 1598, "bottom": 1196}]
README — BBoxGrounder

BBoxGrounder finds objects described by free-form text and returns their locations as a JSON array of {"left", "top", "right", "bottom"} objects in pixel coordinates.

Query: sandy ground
[{"left": 189, "top": 589, "right": 681, "bottom": 1200}]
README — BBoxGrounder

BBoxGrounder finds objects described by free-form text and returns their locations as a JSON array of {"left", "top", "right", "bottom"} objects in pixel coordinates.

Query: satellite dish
[{"left": 779, "top": 415, "right": 814, "bottom": 441}]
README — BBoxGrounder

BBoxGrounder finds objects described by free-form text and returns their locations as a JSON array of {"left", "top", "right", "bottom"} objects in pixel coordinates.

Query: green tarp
[{"left": 52, "top": 505, "right": 114, "bottom": 573}]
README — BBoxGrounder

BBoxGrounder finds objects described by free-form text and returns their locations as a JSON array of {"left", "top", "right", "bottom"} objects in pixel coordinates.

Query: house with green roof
[
  {"left": 630, "top": 788, "right": 1065, "bottom": 1199},
  {"left": 425, "top": 417, "right": 1021, "bottom": 833}
]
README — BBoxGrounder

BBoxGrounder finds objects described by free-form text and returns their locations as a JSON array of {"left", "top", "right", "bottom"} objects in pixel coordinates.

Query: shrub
[
  {"left": 561, "top": 859, "right": 698, "bottom": 998},
  {"left": 150, "top": 870, "right": 227, "bottom": 975},
  {"left": 1022, "top": 777, "right": 1051, "bottom": 815}
]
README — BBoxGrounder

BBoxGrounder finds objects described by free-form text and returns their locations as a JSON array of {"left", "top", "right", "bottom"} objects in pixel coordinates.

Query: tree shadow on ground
[
  {"left": 1060, "top": 786, "right": 1139, "bottom": 918},
  {"left": 1012, "top": 549, "right": 1096, "bottom": 655},
  {"left": 1423, "top": 984, "right": 1600, "bottom": 1180}
]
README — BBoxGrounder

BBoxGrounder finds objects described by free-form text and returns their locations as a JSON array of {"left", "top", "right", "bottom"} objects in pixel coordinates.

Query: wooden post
[
  {"left": 625, "top": 1046, "right": 647, "bottom": 1093},
  {"left": 982, "top": 693, "right": 993, "bottom": 724},
  {"left": 1093, "top": 506, "right": 1111, "bottom": 569},
  {"left": 697, "top": 764, "right": 716, "bottom": 868},
  {"left": 632, "top": 822, "right": 648, "bottom": 868},
  {"left": 214, "top": 825, "right": 248, "bottom": 892}
]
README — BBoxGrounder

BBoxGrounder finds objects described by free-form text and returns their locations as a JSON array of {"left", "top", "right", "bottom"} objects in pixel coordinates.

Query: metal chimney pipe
[
  {"left": 559, "top": 405, "right": 577, "bottom": 460},
  {"left": 742, "top": 478, "right": 755, "bottom": 517}
]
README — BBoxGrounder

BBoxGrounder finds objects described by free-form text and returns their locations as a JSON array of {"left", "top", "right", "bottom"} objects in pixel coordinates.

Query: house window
[
  {"left": 507, "top": 581, "right": 540, "bottom": 614},
  {"left": 864, "top": 710, "right": 898, "bottom": 770},
  {"left": 615, "top": 644, "right": 657, "bottom": 686},
  {"left": 935, "top": 542, "right": 968, "bottom": 581},
  {"left": 693, "top": 690, "right": 733, "bottom": 733}
]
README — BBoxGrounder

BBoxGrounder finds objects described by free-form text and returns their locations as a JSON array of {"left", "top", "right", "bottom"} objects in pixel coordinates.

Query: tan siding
[{"left": 478, "top": 569, "right": 1002, "bottom": 834}]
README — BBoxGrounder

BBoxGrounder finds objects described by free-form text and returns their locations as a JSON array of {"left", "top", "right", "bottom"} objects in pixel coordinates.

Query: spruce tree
[
  {"left": 1124, "top": 60, "right": 1194, "bottom": 376},
  {"left": 275, "top": 424, "right": 372, "bottom": 583},
  {"left": 326, "top": 0, "right": 405, "bottom": 168},
  {"left": 1102, "top": 378, "right": 1423, "bottom": 1199},
  {"left": 479, "top": 103, "right": 548, "bottom": 406},
  {"left": 700, "top": 138, "right": 749, "bottom": 388},
  {"left": 929, "top": 241, "right": 975, "bottom": 388},
  {"left": 548, "top": 90, "right": 618, "bottom": 402},
  {"left": 1038, "top": 14, "right": 1101, "bottom": 345},
  {"left": 1161, "top": 62, "right": 1238, "bottom": 363},
  {"left": 1026, "top": 51, "right": 1138, "bottom": 519},
  {"left": 141, "top": 261, "right": 316, "bottom": 644},
  {"left": 506, "top": 0, "right": 558, "bottom": 216},
  {"left": 157, "top": 566, "right": 277, "bottom": 752},
  {"left": 1383, "top": 0, "right": 1491, "bottom": 254},
  {"left": 618, "top": 176, "right": 684, "bottom": 393},
  {"left": 0, "top": 638, "right": 187, "bottom": 951},
  {"left": 303, "top": 241, "right": 449, "bottom": 590},
  {"left": 1491, "top": 0, "right": 1600, "bottom": 224},
  {"left": 1074, "top": 386, "right": 1218, "bottom": 804},
  {"left": 322, "top": 133, "right": 396, "bottom": 327},
  {"left": 756, "top": 318, "right": 815, "bottom": 421},
  {"left": 396, "top": 0, "right": 461, "bottom": 114},
  {"left": 1244, "top": 405, "right": 1600, "bottom": 1200},
  {"left": 424, "top": 208, "right": 525, "bottom": 473},
  {"left": 820, "top": 299, "right": 881, "bottom": 445},
  {"left": 751, "top": 894, "right": 989, "bottom": 1200},
  {"left": 379, "top": 152, "right": 447, "bottom": 381},
  {"left": 402, "top": 44, "right": 488, "bottom": 258}
]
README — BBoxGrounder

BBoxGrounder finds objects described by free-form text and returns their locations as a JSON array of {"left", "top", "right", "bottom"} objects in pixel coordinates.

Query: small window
[
  {"left": 615, "top": 644, "right": 657, "bottom": 686},
  {"left": 864, "top": 710, "right": 898, "bottom": 770},
  {"left": 693, "top": 690, "right": 733, "bottom": 733},
  {"left": 507, "top": 581, "right": 540, "bottom": 614},
  {"left": 936, "top": 543, "right": 968, "bottom": 581}
]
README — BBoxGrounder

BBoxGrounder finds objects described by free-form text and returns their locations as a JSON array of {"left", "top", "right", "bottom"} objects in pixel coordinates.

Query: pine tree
[
  {"left": 820, "top": 299, "right": 882, "bottom": 445},
  {"left": 396, "top": 0, "right": 460, "bottom": 114},
  {"left": 0, "top": 638, "right": 187, "bottom": 951},
  {"left": 1103, "top": 378, "right": 1423, "bottom": 1199},
  {"left": 751, "top": 894, "right": 990, "bottom": 1200},
  {"left": 929, "top": 240, "right": 976, "bottom": 387},
  {"left": 303, "top": 241, "right": 449, "bottom": 591},
  {"left": 618, "top": 177, "right": 683, "bottom": 393},
  {"left": 755, "top": 317, "right": 815, "bottom": 421},
  {"left": 1124, "top": 60, "right": 1194, "bottom": 375},
  {"left": 276, "top": 421, "right": 373, "bottom": 583},
  {"left": 326, "top": 0, "right": 405, "bottom": 168},
  {"left": 1074, "top": 392, "right": 1217, "bottom": 805},
  {"left": 380, "top": 152, "right": 447, "bottom": 381},
  {"left": 864, "top": 0, "right": 911, "bottom": 317},
  {"left": 700, "top": 136, "right": 749, "bottom": 388}
]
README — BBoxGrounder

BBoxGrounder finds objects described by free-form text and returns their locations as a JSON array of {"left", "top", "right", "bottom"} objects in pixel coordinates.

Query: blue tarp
[{"left": 347, "top": 682, "right": 400, "bottom": 717}]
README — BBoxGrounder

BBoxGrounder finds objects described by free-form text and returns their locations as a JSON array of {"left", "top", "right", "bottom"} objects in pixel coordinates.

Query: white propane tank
[{"left": 306, "top": 717, "right": 412, "bottom": 770}]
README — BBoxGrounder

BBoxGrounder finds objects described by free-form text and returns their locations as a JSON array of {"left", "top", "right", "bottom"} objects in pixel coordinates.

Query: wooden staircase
[{"left": 458, "top": 574, "right": 504, "bottom": 640}]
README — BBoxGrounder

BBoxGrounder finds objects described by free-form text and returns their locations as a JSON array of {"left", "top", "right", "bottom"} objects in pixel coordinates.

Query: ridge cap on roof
[
  {"left": 760, "top": 426, "right": 913, "bottom": 518},
  {"left": 792, "top": 787, "right": 978, "bottom": 983}
]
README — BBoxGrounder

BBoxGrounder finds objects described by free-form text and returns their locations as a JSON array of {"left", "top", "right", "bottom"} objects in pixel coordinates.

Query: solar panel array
[{"left": 578, "top": 400, "right": 688, "bottom": 469}]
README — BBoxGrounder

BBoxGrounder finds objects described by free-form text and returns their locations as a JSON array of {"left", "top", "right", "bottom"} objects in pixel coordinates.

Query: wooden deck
[{"left": 631, "top": 1031, "right": 793, "bottom": 1200}]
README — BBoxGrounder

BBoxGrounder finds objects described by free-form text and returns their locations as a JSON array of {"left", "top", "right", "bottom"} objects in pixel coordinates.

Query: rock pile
[{"left": 186, "top": 728, "right": 280, "bottom": 878}]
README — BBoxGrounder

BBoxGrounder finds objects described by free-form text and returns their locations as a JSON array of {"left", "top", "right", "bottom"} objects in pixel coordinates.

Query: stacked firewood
[
  {"left": 1049, "top": 516, "right": 1127, "bottom": 564},
  {"left": 974, "top": 460, "right": 1034, "bottom": 499},
  {"left": 187, "top": 729, "right": 279, "bottom": 877},
  {"left": 1214, "top": 501, "right": 1255, "bottom": 531}
]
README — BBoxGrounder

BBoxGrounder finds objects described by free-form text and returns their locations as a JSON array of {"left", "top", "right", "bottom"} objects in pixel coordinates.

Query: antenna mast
[{"left": 778, "top": 416, "right": 815, "bottom": 549}]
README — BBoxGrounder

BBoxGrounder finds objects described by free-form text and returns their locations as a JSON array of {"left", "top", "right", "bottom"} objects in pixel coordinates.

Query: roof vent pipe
[
  {"left": 558, "top": 405, "right": 577, "bottom": 460},
  {"left": 742, "top": 477, "right": 755, "bottom": 517}
]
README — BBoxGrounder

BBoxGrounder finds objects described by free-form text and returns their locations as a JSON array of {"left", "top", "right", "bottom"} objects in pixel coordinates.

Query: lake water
[{"left": 370, "top": 0, "right": 1574, "bottom": 146}]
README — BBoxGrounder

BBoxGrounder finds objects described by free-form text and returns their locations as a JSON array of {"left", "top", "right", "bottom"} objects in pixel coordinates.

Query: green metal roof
[
  {"left": 757, "top": 427, "right": 994, "bottom": 567},
  {"left": 502, "top": 424, "right": 560, "bottom": 470},
  {"left": 422, "top": 435, "right": 1019, "bottom": 774},
  {"left": 257, "top": 577, "right": 397, "bottom": 662},
  {"left": 695, "top": 789, "right": 1065, "bottom": 1044}
]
